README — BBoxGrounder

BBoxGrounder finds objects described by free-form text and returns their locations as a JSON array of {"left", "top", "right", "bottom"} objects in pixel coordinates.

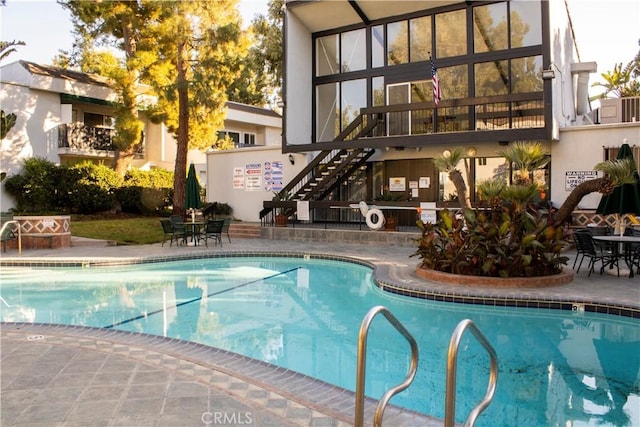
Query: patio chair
[
  {"left": 573, "top": 230, "right": 619, "bottom": 277},
  {"left": 221, "top": 217, "right": 232, "bottom": 243},
  {"left": 160, "top": 219, "right": 186, "bottom": 247},
  {"left": 199, "top": 219, "right": 224, "bottom": 247}
]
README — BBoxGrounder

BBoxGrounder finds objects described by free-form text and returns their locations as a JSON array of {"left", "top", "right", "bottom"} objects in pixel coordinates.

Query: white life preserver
[
  {"left": 358, "top": 201, "right": 369, "bottom": 216},
  {"left": 365, "top": 208, "right": 385, "bottom": 230}
]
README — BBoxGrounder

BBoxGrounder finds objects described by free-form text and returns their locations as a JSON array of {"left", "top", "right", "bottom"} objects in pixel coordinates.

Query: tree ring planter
[{"left": 415, "top": 266, "right": 574, "bottom": 288}]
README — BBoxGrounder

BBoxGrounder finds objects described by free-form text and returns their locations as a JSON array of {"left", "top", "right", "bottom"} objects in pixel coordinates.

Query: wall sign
[{"left": 565, "top": 171, "right": 599, "bottom": 191}]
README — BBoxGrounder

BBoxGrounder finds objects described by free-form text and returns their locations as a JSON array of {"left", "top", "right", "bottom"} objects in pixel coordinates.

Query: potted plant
[
  {"left": 272, "top": 190, "right": 292, "bottom": 227},
  {"left": 374, "top": 191, "right": 405, "bottom": 231}
]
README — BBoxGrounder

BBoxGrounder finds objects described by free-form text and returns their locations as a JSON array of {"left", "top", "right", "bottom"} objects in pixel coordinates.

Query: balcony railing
[
  {"left": 57, "top": 123, "right": 144, "bottom": 157},
  {"left": 350, "top": 92, "right": 545, "bottom": 139}
]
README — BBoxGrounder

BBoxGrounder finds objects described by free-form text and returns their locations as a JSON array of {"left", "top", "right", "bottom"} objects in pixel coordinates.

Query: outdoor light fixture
[
  {"left": 442, "top": 149, "right": 451, "bottom": 158},
  {"left": 541, "top": 69, "right": 555, "bottom": 80},
  {"left": 466, "top": 146, "right": 477, "bottom": 157},
  {"left": 288, "top": 154, "right": 295, "bottom": 165}
]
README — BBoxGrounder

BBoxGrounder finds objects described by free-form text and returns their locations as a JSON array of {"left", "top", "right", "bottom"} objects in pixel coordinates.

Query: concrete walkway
[{"left": 1, "top": 237, "right": 638, "bottom": 426}]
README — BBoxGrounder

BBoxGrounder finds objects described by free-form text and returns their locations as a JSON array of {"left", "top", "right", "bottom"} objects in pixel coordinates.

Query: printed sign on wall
[
  {"left": 264, "top": 160, "right": 284, "bottom": 192},
  {"left": 233, "top": 167, "right": 244, "bottom": 189},
  {"left": 565, "top": 171, "right": 599, "bottom": 191},
  {"left": 245, "top": 162, "right": 263, "bottom": 191}
]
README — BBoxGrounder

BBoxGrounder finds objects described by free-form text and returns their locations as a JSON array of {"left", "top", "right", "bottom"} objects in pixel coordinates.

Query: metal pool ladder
[{"left": 354, "top": 306, "right": 498, "bottom": 427}]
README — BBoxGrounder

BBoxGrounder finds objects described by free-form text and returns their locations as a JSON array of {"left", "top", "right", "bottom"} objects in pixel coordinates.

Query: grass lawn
[{"left": 71, "top": 215, "right": 164, "bottom": 245}]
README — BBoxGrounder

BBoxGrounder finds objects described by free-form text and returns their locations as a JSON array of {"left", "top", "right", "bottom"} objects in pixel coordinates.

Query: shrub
[
  {"left": 412, "top": 185, "right": 570, "bottom": 278},
  {"left": 61, "top": 162, "right": 123, "bottom": 213},
  {"left": 118, "top": 168, "right": 174, "bottom": 215},
  {"left": 3, "top": 157, "right": 61, "bottom": 212}
]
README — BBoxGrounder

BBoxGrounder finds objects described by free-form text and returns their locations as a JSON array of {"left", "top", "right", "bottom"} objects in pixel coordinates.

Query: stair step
[{"left": 228, "top": 223, "right": 261, "bottom": 239}]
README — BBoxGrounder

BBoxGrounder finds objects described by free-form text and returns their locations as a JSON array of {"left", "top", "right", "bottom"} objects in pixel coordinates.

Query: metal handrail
[
  {"left": 1, "top": 220, "right": 22, "bottom": 255},
  {"left": 354, "top": 306, "right": 419, "bottom": 427},
  {"left": 445, "top": 319, "right": 498, "bottom": 427}
]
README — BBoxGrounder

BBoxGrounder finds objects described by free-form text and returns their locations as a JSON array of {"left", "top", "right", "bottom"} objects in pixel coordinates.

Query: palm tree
[
  {"left": 433, "top": 147, "right": 471, "bottom": 208},
  {"left": 591, "top": 61, "right": 640, "bottom": 98},
  {"left": 553, "top": 158, "right": 638, "bottom": 226},
  {"left": 498, "top": 141, "right": 550, "bottom": 185}
]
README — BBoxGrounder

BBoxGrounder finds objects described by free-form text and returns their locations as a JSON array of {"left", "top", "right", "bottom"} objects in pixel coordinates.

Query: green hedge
[{"left": 3, "top": 158, "right": 174, "bottom": 215}]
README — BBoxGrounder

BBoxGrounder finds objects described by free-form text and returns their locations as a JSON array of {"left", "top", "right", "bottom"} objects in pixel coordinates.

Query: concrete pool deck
[{"left": 1, "top": 237, "right": 638, "bottom": 426}]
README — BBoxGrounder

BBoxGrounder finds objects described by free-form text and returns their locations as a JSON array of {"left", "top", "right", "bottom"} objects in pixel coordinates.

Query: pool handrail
[
  {"left": 354, "top": 305, "right": 419, "bottom": 427},
  {"left": 1, "top": 220, "right": 21, "bottom": 255},
  {"left": 445, "top": 319, "right": 498, "bottom": 427}
]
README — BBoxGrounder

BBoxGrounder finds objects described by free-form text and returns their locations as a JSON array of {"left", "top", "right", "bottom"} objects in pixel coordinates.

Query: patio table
[
  {"left": 592, "top": 235, "right": 640, "bottom": 278},
  {"left": 185, "top": 221, "right": 206, "bottom": 246}
]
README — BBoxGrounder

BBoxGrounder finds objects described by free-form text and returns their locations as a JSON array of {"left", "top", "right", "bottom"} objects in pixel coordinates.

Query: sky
[{"left": 1, "top": 0, "right": 639, "bottom": 98}]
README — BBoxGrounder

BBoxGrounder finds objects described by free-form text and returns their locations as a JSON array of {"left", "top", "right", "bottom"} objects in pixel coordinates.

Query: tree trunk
[
  {"left": 113, "top": 145, "right": 136, "bottom": 176},
  {"left": 450, "top": 169, "right": 471, "bottom": 208},
  {"left": 553, "top": 177, "right": 610, "bottom": 226},
  {"left": 173, "top": 40, "right": 189, "bottom": 217}
]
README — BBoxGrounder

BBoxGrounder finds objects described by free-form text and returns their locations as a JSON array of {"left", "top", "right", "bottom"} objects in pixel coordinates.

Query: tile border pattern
[{"left": 0, "top": 323, "right": 439, "bottom": 427}]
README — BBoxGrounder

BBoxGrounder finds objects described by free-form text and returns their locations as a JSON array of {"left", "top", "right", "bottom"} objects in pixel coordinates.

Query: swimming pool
[{"left": 1, "top": 256, "right": 638, "bottom": 427}]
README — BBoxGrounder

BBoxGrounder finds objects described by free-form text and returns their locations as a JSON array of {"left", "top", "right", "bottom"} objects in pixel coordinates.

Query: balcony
[{"left": 57, "top": 123, "right": 144, "bottom": 157}]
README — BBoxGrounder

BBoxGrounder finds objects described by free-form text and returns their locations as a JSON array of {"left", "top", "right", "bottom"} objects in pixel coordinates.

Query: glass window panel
[
  {"left": 316, "top": 83, "right": 339, "bottom": 142},
  {"left": 473, "top": 3, "right": 507, "bottom": 53},
  {"left": 387, "top": 83, "right": 409, "bottom": 136},
  {"left": 410, "top": 16, "right": 431, "bottom": 62},
  {"left": 372, "top": 76, "right": 385, "bottom": 106},
  {"left": 512, "top": 56, "right": 543, "bottom": 93},
  {"left": 411, "top": 81, "right": 432, "bottom": 134},
  {"left": 341, "top": 29, "right": 366, "bottom": 72},
  {"left": 316, "top": 34, "right": 338, "bottom": 76},
  {"left": 439, "top": 64, "right": 468, "bottom": 99},
  {"left": 435, "top": 10, "right": 466, "bottom": 58},
  {"left": 510, "top": 0, "right": 542, "bottom": 48},
  {"left": 340, "top": 79, "right": 367, "bottom": 130},
  {"left": 387, "top": 21, "right": 408, "bottom": 65},
  {"left": 372, "top": 25, "right": 385, "bottom": 68},
  {"left": 475, "top": 61, "right": 509, "bottom": 96}
]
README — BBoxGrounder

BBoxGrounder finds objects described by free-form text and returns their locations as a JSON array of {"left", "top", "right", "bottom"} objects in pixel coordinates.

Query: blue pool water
[{"left": 1, "top": 257, "right": 638, "bottom": 427}]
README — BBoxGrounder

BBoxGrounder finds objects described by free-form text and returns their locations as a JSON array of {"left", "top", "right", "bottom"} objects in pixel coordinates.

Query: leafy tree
[
  {"left": 592, "top": 41, "right": 640, "bottom": 98},
  {"left": 498, "top": 141, "right": 550, "bottom": 185},
  {"left": 236, "top": 0, "right": 283, "bottom": 108},
  {"left": 0, "top": 39, "right": 25, "bottom": 62},
  {"left": 59, "top": 0, "right": 156, "bottom": 176},
  {"left": 142, "top": 0, "right": 248, "bottom": 216}
]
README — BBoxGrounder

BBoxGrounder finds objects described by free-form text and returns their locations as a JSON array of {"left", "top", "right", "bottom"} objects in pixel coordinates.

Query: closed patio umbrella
[
  {"left": 185, "top": 163, "right": 202, "bottom": 222},
  {"left": 596, "top": 143, "right": 640, "bottom": 233}
]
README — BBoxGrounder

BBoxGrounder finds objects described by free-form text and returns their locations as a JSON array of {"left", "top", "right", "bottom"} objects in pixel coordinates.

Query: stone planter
[
  {"left": 6, "top": 216, "right": 72, "bottom": 250},
  {"left": 415, "top": 266, "right": 573, "bottom": 288},
  {"left": 384, "top": 216, "right": 398, "bottom": 231}
]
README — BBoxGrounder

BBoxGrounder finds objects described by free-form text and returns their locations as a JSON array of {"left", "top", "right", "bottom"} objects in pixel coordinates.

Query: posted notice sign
[{"left": 565, "top": 171, "right": 599, "bottom": 191}]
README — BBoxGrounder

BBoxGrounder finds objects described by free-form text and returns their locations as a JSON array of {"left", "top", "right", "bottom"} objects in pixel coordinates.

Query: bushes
[
  {"left": 412, "top": 184, "right": 570, "bottom": 278},
  {"left": 3, "top": 158, "right": 173, "bottom": 215}
]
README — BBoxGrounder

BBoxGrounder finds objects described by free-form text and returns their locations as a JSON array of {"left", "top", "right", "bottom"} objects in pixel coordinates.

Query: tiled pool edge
[
  {"left": 0, "top": 322, "right": 440, "bottom": 427},
  {"left": 3, "top": 250, "right": 637, "bottom": 319}
]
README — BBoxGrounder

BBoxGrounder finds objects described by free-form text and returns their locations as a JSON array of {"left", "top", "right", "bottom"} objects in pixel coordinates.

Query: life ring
[
  {"left": 365, "top": 208, "right": 385, "bottom": 230},
  {"left": 358, "top": 201, "right": 369, "bottom": 216}
]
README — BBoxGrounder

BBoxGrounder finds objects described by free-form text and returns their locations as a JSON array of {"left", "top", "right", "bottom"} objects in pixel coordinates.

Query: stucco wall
[
  {"left": 551, "top": 122, "right": 640, "bottom": 210},
  {"left": 283, "top": 10, "right": 312, "bottom": 147},
  {"left": 206, "top": 147, "right": 306, "bottom": 222}
]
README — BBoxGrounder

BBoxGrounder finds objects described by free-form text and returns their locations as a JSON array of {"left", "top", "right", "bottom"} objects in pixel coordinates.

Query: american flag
[{"left": 431, "top": 57, "right": 442, "bottom": 106}]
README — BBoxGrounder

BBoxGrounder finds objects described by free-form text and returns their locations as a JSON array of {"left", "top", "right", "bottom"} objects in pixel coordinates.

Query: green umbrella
[
  {"left": 596, "top": 143, "right": 640, "bottom": 218},
  {"left": 185, "top": 163, "right": 202, "bottom": 214}
]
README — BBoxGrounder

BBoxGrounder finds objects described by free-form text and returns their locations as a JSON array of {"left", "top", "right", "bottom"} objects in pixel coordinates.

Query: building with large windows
[{"left": 271, "top": 0, "right": 639, "bottom": 227}]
